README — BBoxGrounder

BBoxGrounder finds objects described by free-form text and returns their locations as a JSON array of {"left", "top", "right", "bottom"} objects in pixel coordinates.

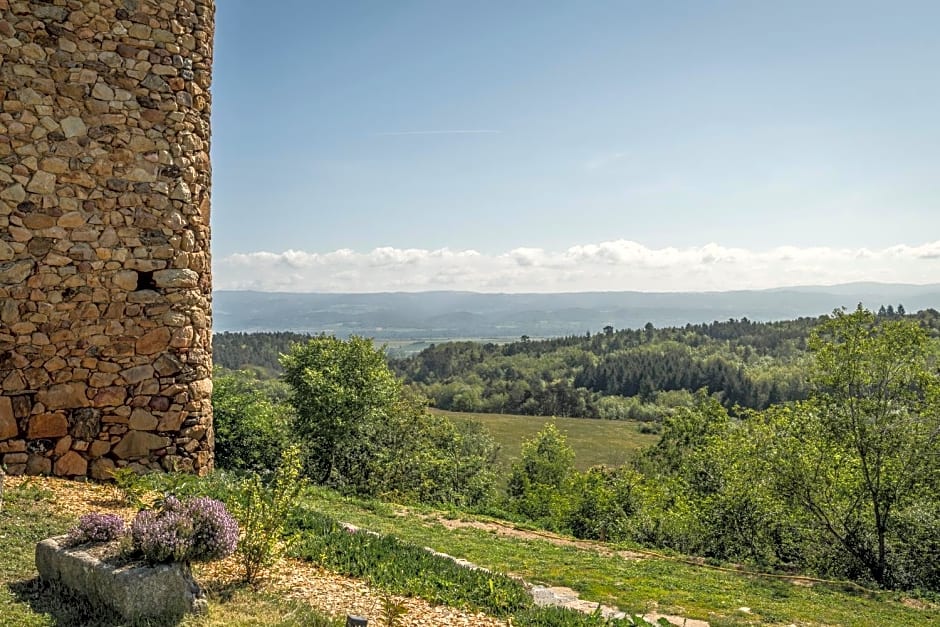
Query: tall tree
[
  {"left": 768, "top": 307, "right": 940, "bottom": 586},
  {"left": 280, "top": 336, "right": 400, "bottom": 483}
]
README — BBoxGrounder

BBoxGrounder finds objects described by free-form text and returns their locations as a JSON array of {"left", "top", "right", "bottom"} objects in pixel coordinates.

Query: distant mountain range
[{"left": 213, "top": 283, "right": 940, "bottom": 341}]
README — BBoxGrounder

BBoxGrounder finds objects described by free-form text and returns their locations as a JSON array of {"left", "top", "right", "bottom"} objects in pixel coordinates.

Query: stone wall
[{"left": 0, "top": 0, "right": 215, "bottom": 478}]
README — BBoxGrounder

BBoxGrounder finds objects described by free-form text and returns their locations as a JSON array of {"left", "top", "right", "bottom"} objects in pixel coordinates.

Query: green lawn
[
  {"left": 432, "top": 409, "right": 660, "bottom": 472},
  {"left": 303, "top": 487, "right": 940, "bottom": 627}
]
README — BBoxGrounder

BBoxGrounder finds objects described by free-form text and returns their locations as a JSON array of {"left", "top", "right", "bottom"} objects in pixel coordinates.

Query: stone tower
[{"left": 0, "top": 0, "right": 215, "bottom": 478}]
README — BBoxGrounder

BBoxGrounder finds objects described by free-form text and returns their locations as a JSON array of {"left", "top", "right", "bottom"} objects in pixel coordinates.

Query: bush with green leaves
[
  {"left": 506, "top": 424, "right": 576, "bottom": 526},
  {"left": 565, "top": 465, "right": 642, "bottom": 543},
  {"left": 513, "top": 606, "right": 667, "bottom": 626},
  {"left": 212, "top": 367, "right": 293, "bottom": 473},
  {"left": 279, "top": 335, "right": 498, "bottom": 506},
  {"left": 231, "top": 445, "right": 305, "bottom": 583}
]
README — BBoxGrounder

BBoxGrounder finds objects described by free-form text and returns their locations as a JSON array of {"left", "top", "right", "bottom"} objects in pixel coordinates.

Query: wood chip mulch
[{"left": 200, "top": 556, "right": 507, "bottom": 627}]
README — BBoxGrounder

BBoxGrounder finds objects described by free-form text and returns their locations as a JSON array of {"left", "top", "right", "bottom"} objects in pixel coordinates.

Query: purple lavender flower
[
  {"left": 131, "top": 508, "right": 193, "bottom": 563},
  {"left": 184, "top": 496, "right": 239, "bottom": 562},
  {"left": 130, "top": 496, "right": 238, "bottom": 564},
  {"left": 67, "top": 513, "right": 126, "bottom": 545}
]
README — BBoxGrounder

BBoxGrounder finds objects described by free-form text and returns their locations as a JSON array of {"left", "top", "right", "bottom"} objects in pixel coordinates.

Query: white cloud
[{"left": 214, "top": 240, "right": 940, "bottom": 293}]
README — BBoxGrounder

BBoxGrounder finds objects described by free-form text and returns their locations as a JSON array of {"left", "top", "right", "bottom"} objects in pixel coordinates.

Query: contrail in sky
[{"left": 374, "top": 129, "right": 501, "bottom": 136}]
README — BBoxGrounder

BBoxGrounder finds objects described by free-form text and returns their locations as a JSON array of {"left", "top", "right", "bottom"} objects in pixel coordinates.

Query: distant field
[{"left": 431, "top": 409, "right": 659, "bottom": 472}]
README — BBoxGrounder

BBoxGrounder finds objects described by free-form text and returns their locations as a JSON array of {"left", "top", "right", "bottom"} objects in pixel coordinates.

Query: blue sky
[{"left": 211, "top": 1, "right": 939, "bottom": 292}]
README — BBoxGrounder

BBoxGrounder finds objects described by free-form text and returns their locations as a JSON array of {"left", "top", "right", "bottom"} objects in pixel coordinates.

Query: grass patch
[
  {"left": 302, "top": 487, "right": 940, "bottom": 626},
  {"left": 431, "top": 409, "right": 659, "bottom": 473},
  {"left": 289, "top": 508, "right": 533, "bottom": 616}
]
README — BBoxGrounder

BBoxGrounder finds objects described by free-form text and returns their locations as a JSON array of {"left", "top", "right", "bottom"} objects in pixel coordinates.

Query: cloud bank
[{"left": 214, "top": 240, "right": 940, "bottom": 293}]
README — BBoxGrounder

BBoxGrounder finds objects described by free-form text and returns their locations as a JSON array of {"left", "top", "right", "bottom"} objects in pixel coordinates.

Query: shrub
[
  {"left": 232, "top": 445, "right": 305, "bottom": 583},
  {"left": 67, "top": 513, "right": 126, "bottom": 545},
  {"left": 213, "top": 368, "right": 293, "bottom": 472},
  {"left": 506, "top": 424, "right": 575, "bottom": 525},
  {"left": 109, "top": 466, "right": 150, "bottom": 507},
  {"left": 185, "top": 496, "right": 241, "bottom": 562},
  {"left": 131, "top": 496, "right": 238, "bottom": 564}
]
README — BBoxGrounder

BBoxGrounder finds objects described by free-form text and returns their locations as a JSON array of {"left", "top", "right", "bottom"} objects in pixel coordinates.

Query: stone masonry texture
[{"left": 0, "top": 0, "right": 215, "bottom": 478}]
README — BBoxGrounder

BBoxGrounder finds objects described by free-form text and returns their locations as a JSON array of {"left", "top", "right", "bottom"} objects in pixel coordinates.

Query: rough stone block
[
  {"left": 0, "top": 397, "right": 17, "bottom": 440},
  {"left": 36, "top": 535, "right": 207, "bottom": 621}
]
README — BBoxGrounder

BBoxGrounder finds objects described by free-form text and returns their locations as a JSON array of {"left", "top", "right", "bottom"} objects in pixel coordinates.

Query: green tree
[
  {"left": 212, "top": 368, "right": 292, "bottom": 472},
  {"left": 280, "top": 335, "right": 498, "bottom": 506},
  {"left": 506, "top": 424, "right": 575, "bottom": 524},
  {"left": 280, "top": 336, "right": 400, "bottom": 483},
  {"left": 768, "top": 307, "right": 940, "bottom": 587}
]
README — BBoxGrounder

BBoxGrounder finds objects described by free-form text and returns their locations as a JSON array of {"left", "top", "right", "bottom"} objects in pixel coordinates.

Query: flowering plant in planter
[
  {"left": 66, "top": 513, "right": 127, "bottom": 546},
  {"left": 131, "top": 496, "right": 238, "bottom": 564},
  {"left": 63, "top": 495, "right": 238, "bottom": 566}
]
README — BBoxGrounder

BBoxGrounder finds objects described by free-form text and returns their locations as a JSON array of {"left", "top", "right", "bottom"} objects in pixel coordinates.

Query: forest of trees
[{"left": 393, "top": 316, "right": 823, "bottom": 417}]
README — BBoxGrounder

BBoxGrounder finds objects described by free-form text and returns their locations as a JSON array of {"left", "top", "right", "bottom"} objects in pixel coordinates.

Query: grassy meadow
[
  {"left": 431, "top": 409, "right": 660, "bottom": 472},
  {"left": 3, "top": 475, "right": 938, "bottom": 626},
  {"left": 301, "top": 487, "right": 940, "bottom": 626}
]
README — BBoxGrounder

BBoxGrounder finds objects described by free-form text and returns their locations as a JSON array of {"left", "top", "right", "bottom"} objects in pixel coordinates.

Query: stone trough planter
[{"left": 36, "top": 535, "right": 208, "bottom": 622}]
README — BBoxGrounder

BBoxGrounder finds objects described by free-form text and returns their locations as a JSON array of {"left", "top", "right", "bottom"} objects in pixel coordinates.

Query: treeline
[
  {"left": 214, "top": 331, "right": 312, "bottom": 374},
  {"left": 393, "top": 316, "right": 822, "bottom": 416},
  {"left": 215, "top": 308, "right": 940, "bottom": 420}
]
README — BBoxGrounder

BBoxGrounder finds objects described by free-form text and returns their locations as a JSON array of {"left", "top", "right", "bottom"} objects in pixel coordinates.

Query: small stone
[
  {"left": 170, "top": 182, "right": 191, "bottom": 201},
  {"left": 36, "top": 383, "right": 90, "bottom": 410},
  {"left": 60, "top": 116, "right": 87, "bottom": 138},
  {"left": 0, "top": 260, "right": 34, "bottom": 284},
  {"left": 90, "top": 458, "right": 116, "bottom": 481},
  {"left": 93, "top": 386, "right": 127, "bottom": 407},
  {"left": 1, "top": 184, "right": 26, "bottom": 203},
  {"left": 54, "top": 451, "right": 88, "bottom": 477},
  {"left": 153, "top": 354, "right": 183, "bottom": 376},
  {"left": 0, "top": 241, "right": 14, "bottom": 261},
  {"left": 26, "top": 171, "right": 56, "bottom": 194},
  {"left": 190, "top": 378, "right": 212, "bottom": 398},
  {"left": 122, "top": 365, "right": 154, "bottom": 384},
  {"left": 170, "top": 326, "right": 195, "bottom": 348},
  {"left": 27, "top": 413, "right": 68, "bottom": 439},
  {"left": 136, "top": 328, "right": 171, "bottom": 355},
  {"left": 40, "top": 157, "right": 69, "bottom": 174},
  {"left": 4, "top": 452, "right": 28, "bottom": 465},
  {"left": 129, "top": 408, "right": 158, "bottom": 431},
  {"left": 89, "top": 440, "right": 111, "bottom": 458},
  {"left": 0, "top": 397, "right": 17, "bottom": 440},
  {"left": 156, "top": 411, "right": 184, "bottom": 432},
  {"left": 112, "top": 430, "right": 170, "bottom": 460},
  {"left": 113, "top": 270, "right": 138, "bottom": 290},
  {"left": 26, "top": 455, "right": 52, "bottom": 476},
  {"left": 57, "top": 212, "right": 85, "bottom": 228},
  {"left": 70, "top": 408, "right": 102, "bottom": 440},
  {"left": 92, "top": 82, "right": 115, "bottom": 101},
  {"left": 153, "top": 269, "right": 198, "bottom": 288}
]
